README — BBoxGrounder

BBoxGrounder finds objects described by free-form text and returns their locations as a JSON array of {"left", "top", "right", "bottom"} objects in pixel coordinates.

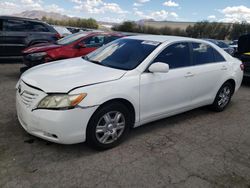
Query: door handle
[
  {"left": 221, "top": 66, "right": 228, "bottom": 70},
  {"left": 185, "top": 72, "right": 195, "bottom": 78}
]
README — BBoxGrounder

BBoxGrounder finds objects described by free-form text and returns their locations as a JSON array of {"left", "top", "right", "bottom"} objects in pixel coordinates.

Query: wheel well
[
  {"left": 225, "top": 79, "right": 236, "bottom": 94},
  {"left": 98, "top": 98, "right": 136, "bottom": 127},
  {"left": 29, "top": 41, "right": 49, "bottom": 46}
]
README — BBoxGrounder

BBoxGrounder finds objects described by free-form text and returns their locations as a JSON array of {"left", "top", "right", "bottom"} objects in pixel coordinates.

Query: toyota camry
[{"left": 16, "top": 35, "right": 243, "bottom": 149}]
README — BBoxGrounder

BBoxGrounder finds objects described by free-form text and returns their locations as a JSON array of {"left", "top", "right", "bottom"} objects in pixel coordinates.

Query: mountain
[{"left": 13, "top": 10, "right": 76, "bottom": 20}]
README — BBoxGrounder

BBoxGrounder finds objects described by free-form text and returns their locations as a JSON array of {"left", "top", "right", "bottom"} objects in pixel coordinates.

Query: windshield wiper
[{"left": 89, "top": 60, "right": 101, "bottom": 64}]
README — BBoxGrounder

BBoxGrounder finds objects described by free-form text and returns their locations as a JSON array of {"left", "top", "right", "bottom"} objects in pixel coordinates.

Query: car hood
[
  {"left": 22, "top": 43, "right": 61, "bottom": 54},
  {"left": 21, "top": 57, "right": 127, "bottom": 93}
]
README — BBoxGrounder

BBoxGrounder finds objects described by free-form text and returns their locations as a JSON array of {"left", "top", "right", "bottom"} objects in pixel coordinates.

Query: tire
[
  {"left": 86, "top": 102, "right": 132, "bottom": 150},
  {"left": 211, "top": 82, "right": 233, "bottom": 112}
]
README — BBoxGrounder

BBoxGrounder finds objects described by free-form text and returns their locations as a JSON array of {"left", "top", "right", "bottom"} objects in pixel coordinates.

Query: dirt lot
[{"left": 0, "top": 63, "right": 250, "bottom": 188}]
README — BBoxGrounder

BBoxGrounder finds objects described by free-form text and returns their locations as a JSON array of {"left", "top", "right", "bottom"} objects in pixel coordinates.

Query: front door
[{"left": 140, "top": 42, "right": 194, "bottom": 122}]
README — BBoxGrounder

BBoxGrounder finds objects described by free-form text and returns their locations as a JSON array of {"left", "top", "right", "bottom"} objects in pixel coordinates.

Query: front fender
[{"left": 70, "top": 75, "right": 140, "bottom": 123}]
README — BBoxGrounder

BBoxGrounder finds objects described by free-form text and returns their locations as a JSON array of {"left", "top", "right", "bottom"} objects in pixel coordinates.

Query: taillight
[{"left": 240, "top": 63, "right": 244, "bottom": 71}]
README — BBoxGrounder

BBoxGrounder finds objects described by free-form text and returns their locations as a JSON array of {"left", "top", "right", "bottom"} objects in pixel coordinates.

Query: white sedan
[{"left": 16, "top": 35, "right": 243, "bottom": 149}]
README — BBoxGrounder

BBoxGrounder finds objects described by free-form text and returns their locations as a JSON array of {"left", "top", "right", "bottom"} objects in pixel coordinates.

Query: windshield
[
  {"left": 56, "top": 32, "right": 88, "bottom": 45},
  {"left": 84, "top": 38, "right": 160, "bottom": 70}
]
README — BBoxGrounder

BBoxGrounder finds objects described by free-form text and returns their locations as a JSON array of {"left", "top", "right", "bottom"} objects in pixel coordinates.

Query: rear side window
[
  {"left": 3, "top": 19, "right": 27, "bottom": 31},
  {"left": 28, "top": 22, "right": 49, "bottom": 32},
  {"left": 191, "top": 42, "right": 225, "bottom": 65},
  {"left": 213, "top": 49, "right": 226, "bottom": 62},
  {"left": 153, "top": 42, "right": 191, "bottom": 69},
  {"left": 192, "top": 43, "right": 214, "bottom": 65}
]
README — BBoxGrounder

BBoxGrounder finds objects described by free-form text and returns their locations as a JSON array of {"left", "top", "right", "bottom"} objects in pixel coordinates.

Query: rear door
[
  {"left": 3, "top": 19, "right": 28, "bottom": 57},
  {"left": 189, "top": 42, "right": 228, "bottom": 104}
]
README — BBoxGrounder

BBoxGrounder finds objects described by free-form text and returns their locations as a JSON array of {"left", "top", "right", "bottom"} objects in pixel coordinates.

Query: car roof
[
  {"left": 0, "top": 16, "right": 45, "bottom": 23},
  {"left": 125, "top": 35, "right": 207, "bottom": 43}
]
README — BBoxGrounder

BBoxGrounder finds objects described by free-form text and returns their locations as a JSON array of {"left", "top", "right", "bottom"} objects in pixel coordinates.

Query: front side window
[
  {"left": 85, "top": 39, "right": 159, "bottom": 70},
  {"left": 153, "top": 42, "right": 191, "bottom": 69},
  {"left": 84, "top": 35, "right": 105, "bottom": 47}
]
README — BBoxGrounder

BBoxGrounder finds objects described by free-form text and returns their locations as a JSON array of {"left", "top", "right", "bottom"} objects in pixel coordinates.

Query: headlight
[
  {"left": 30, "top": 52, "right": 47, "bottom": 57},
  {"left": 37, "top": 93, "right": 87, "bottom": 110}
]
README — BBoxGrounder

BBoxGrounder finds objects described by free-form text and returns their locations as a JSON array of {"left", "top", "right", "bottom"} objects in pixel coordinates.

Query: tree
[
  {"left": 230, "top": 22, "right": 250, "bottom": 40},
  {"left": 40, "top": 16, "right": 98, "bottom": 29}
]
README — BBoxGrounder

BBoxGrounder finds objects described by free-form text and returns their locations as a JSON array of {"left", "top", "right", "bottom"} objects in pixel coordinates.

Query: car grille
[{"left": 20, "top": 90, "right": 38, "bottom": 107}]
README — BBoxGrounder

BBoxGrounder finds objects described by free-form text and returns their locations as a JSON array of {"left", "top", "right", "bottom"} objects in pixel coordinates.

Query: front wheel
[
  {"left": 211, "top": 82, "right": 233, "bottom": 112},
  {"left": 86, "top": 102, "right": 132, "bottom": 150}
]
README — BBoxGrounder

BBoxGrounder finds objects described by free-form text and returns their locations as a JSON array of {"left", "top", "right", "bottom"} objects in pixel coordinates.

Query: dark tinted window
[
  {"left": 0, "top": 19, "right": 2, "bottom": 31},
  {"left": 153, "top": 42, "right": 191, "bottom": 69},
  {"left": 84, "top": 35, "right": 105, "bottom": 46},
  {"left": 213, "top": 48, "right": 226, "bottom": 62},
  {"left": 85, "top": 39, "right": 159, "bottom": 70},
  {"left": 192, "top": 42, "right": 225, "bottom": 65},
  {"left": 29, "top": 22, "right": 49, "bottom": 32},
  {"left": 192, "top": 43, "right": 215, "bottom": 65},
  {"left": 3, "top": 19, "right": 27, "bottom": 31}
]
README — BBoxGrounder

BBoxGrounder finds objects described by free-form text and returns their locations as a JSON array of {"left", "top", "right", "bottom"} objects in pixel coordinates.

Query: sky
[{"left": 0, "top": 0, "right": 250, "bottom": 23}]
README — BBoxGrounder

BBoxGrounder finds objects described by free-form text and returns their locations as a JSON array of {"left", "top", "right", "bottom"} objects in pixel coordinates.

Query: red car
[{"left": 22, "top": 32, "right": 124, "bottom": 67}]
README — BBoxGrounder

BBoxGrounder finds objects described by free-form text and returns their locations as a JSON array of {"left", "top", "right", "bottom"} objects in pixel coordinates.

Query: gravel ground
[{"left": 0, "top": 63, "right": 250, "bottom": 188}]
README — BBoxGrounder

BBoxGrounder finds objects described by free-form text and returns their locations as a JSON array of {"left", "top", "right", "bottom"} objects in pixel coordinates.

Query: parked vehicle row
[
  {"left": 52, "top": 25, "right": 72, "bottom": 37},
  {"left": 0, "top": 16, "right": 244, "bottom": 149},
  {"left": 204, "top": 39, "right": 235, "bottom": 56},
  {"left": 16, "top": 35, "right": 243, "bottom": 149},
  {"left": 0, "top": 16, "right": 61, "bottom": 60},
  {"left": 22, "top": 32, "right": 124, "bottom": 68}
]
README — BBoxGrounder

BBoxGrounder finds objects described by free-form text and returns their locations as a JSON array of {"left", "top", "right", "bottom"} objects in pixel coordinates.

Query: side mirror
[
  {"left": 148, "top": 62, "right": 169, "bottom": 73},
  {"left": 76, "top": 43, "right": 86, "bottom": 49}
]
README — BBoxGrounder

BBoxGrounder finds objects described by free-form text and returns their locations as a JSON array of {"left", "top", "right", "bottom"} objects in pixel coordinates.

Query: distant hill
[
  {"left": 11, "top": 10, "right": 219, "bottom": 31},
  {"left": 13, "top": 10, "right": 77, "bottom": 20}
]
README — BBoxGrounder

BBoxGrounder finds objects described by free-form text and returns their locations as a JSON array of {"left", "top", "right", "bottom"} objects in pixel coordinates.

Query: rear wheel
[
  {"left": 211, "top": 82, "right": 233, "bottom": 112},
  {"left": 86, "top": 102, "right": 132, "bottom": 150}
]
